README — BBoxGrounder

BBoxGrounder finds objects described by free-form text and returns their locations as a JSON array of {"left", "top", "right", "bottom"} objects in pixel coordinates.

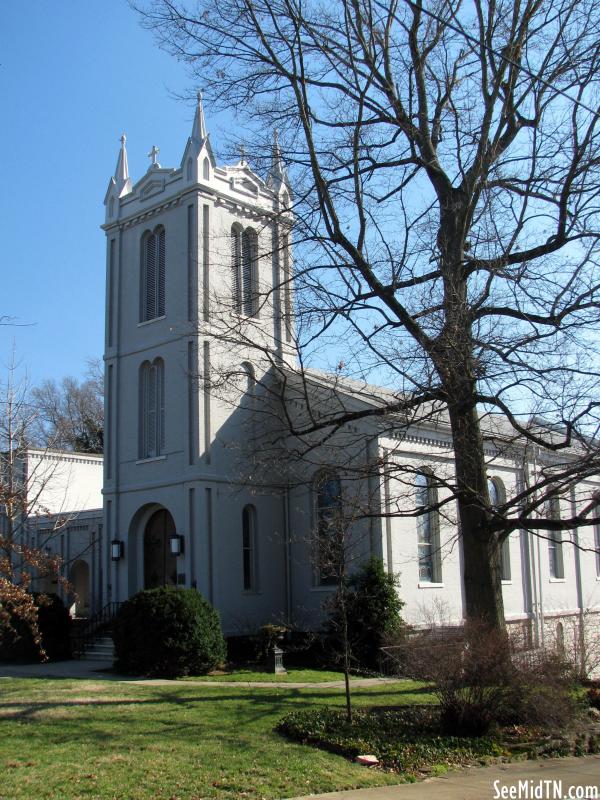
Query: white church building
[{"left": 29, "top": 96, "right": 600, "bottom": 665}]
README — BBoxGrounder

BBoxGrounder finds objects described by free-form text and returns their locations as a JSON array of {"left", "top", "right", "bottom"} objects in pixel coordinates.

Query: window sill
[
  {"left": 310, "top": 585, "right": 337, "bottom": 592},
  {"left": 418, "top": 582, "right": 444, "bottom": 589},
  {"left": 548, "top": 578, "right": 566, "bottom": 583},
  {"left": 136, "top": 455, "right": 167, "bottom": 464},
  {"left": 501, "top": 580, "right": 513, "bottom": 585},
  {"left": 242, "top": 589, "right": 262, "bottom": 595},
  {"left": 138, "top": 315, "right": 166, "bottom": 327}
]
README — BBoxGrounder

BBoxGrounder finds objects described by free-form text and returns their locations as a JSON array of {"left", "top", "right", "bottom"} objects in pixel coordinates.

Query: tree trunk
[
  {"left": 446, "top": 376, "right": 505, "bottom": 629},
  {"left": 435, "top": 198, "right": 505, "bottom": 629}
]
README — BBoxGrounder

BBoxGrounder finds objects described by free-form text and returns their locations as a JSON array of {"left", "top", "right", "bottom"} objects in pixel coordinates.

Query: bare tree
[
  {"left": 138, "top": 0, "right": 600, "bottom": 628},
  {"left": 31, "top": 362, "right": 104, "bottom": 454},
  {"left": 0, "top": 362, "right": 69, "bottom": 659}
]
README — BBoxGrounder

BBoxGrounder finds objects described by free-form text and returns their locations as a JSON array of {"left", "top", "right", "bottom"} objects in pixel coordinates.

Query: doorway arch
[
  {"left": 70, "top": 560, "right": 90, "bottom": 617},
  {"left": 143, "top": 508, "right": 178, "bottom": 589}
]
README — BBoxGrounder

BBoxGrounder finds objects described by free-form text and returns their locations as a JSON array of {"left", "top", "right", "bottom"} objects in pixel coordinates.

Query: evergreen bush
[
  {"left": 113, "top": 587, "right": 226, "bottom": 678},
  {"left": 325, "top": 556, "right": 404, "bottom": 672},
  {"left": 0, "top": 593, "right": 71, "bottom": 662}
]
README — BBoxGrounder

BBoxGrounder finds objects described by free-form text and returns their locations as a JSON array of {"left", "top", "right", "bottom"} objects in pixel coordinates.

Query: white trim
[
  {"left": 548, "top": 578, "right": 566, "bottom": 584},
  {"left": 136, "top": 455, "right": 167, "bottom": 465},
  {"left": 418, "top": 582, "right": 444, "bottom": 589},
  {"left": 137, "top": 315, "right": 166, "bottom": 328}
]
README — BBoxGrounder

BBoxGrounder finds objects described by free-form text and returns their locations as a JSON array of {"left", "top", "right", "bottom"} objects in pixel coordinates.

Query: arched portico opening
[
  {"left": 143, "top": 508, "right": 178, "bottom": 589},
  {"left": 70, "top": 559, "right": 90, "bottom": 617}
]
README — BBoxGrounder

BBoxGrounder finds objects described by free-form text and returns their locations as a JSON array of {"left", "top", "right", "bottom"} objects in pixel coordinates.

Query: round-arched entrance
[
  {"left": 70, "top": 559, "right": 90, "bottom": 617},
  {"left": 143, "top": 508, "right": 178, "bottom": 589}
]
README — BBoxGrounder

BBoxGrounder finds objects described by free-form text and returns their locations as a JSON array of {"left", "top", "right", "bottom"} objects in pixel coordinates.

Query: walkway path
[
  {"left": 0, "top": 658, "right": 394, "bottom": 688},
  {"left": 285, "top": 755, "right": 600, "bottom": 800}
]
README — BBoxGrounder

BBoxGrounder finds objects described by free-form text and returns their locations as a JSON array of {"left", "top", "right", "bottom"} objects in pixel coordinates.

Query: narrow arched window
[
  {"left": 231, "top": 224, "right": 242, "bottom": 312},
  {"left": 488, "top": 477, "right": 511, "bottom": 581},
  {"left": 241, "top": 362, "right": 255, "bottom": 394},
  {"left": 415, "top": 472, "right": 441, "bottom": 583},
  {"left": 141, "top": 226, "right": 166, "bottom": 322},
  {"left": 242, "top": 504, "right": 258, "bottom": 591},
  {"left": 282, "top": 233, "right": 292, "bottom": 342},
  {"left": 202, "top": 157, "right": 210, "bottom": 180},
  {"left": 186, "top": 158, "right": 193, "bottom": 181},
  {"left": 139, "top": 358, "right": 165, "bottom": 459},
  {"left": 548, "top": 493, "right": 564, "bottom": 579},
  {"left": 595, "top": 523, "right": 600, "bottom": 577},
  {"left": 242, "top": 228, "right": 258, "bottom": 316},
  {"left": 314, "top": 472, "right": 342, "bottom": 586},
  {"left": 232, "top": 225, "right": 258, "bottom": 317}
]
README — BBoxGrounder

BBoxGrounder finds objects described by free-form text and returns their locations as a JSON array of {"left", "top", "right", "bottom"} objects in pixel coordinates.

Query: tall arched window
[
  {"left": 140, "top": 226, "right": 166, "bottom": 322},
  {"left": 139, "top": 358, "right": 165, "bottom": 459},
  {"left": 282, "top": 234, "right": 292, "bottom": 342},
  {"left": 548, "top": 492, "right": 564, "bottom": 579},
  {"left": 231, "top": 224, "right": 258, "bottom": 317},
  {"left": 242, "top": 504, "right": 258, "bottom": 591},
  {"left": 202, "top": 157, "right": 210, "bottom": 180},
  {"left": 415, "top": 472, "right": 441, "bottom": 583},
  {"left": 314, "top": 471, "right": 342, "bottom": 586},
  {"left": 488, "top": 477, "right": 511, "bottom": 581},
  {"left": 595, "top": 523, "right": 600, "bottom": 577}
]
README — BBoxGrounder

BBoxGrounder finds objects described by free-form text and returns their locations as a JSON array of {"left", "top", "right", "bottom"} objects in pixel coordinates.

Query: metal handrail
[{"left": 72, "top": 601, "right": 122, "bottom": 658}]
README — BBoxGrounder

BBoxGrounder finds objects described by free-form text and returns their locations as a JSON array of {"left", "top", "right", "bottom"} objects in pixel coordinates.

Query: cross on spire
[{"left": 148, "top": 145, "right": 161, "bottom": 168}]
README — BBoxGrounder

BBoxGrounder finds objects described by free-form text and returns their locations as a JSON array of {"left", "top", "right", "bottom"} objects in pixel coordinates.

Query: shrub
[
  {"left": 113, "top": 587, "right": 226, "bottom": 678},
  {"left": 587, "top": 686, "right": 600, "bottom": 710},
  {"left": 402, "top": 621, "right": 576, "bottom": 736},
  {"left": 0, "top": 593, "right": 71, "bottom": 663},
  {"left": 325, "top": 557, "right": 404, "bottom": 672}
]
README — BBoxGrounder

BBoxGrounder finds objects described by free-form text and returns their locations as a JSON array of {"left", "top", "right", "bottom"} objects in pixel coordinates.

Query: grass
[
  {"left": 0, "top": 676, "right": 430, "bottom": 800},
  {"left": 181, "top": 666, "right": 360, "bottom": 682}
]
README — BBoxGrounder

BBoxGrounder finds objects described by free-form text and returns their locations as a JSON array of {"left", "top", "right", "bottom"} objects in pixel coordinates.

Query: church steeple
[
  {"left": 266, "top": 129, "right": 291, "bottom": 199},
  {"left": 104, "top": 133, "right": 132, "bottom": 219},
  {"left": 180, "top": 90, "right": 215, "bottom": 183},
  {"left": 115, "top": 133, "right": 130, "bottom": 187},
  {"left": 191, "top": 92, "right": 208, "bottom": 145}
]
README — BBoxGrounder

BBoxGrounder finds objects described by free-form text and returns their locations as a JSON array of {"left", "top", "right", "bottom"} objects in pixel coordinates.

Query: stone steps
[{"left": 81, "top": 635, "right": 115, "bottom": 662}]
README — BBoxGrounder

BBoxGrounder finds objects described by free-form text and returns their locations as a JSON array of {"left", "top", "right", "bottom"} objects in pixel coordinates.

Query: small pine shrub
[
  {"left": 113, "top": 587, "right": 226, "bottom": 678},
  {"left": 0, "top": 593, "right": 71, "bottom": 663},
  {"left": 325, "top": 557, "right": 404, "bottom": 672},
  {"left": 588, "top": 687, "right": 600, "bottom": 710}
]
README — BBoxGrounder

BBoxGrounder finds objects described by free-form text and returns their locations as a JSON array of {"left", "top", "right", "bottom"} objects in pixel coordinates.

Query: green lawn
[
  {"left": 0, "top": 677, "right": 430, "bottom": 800},
  {"left": 181, "top": 667, "right": 361, "bottom": 682}
]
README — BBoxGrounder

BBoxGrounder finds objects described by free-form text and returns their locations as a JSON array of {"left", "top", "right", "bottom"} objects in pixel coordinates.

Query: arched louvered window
[
  {"left": 231, "top": 224, "right": 242, "bottom": 312},
  {"left": 282, "top": 234, "right": 292, "bottom": 342},
  {"left": 139, "top": 358, "right": 165, "bottom": 459},
  {"left": 548, "top": 492, "right": 564, "bottom": 579},
  {"left": 242, "top": 504, "right": 258, "bottom": 591},
  {"left": 231, "top": 225, "right": 258, "bottom": 317},
  {"left": 415, "top": 472, "right": 441, "bottom": 583},
  {"left": 314, "top": 471, "right": 342, "bottom": 586},
  {"left": 488, "top": 477, "right": 511, "bottom": 581},
  {"left": 202, "top": 157, "right": 210, "bottom": 180},
  {"left": 141, "top": 226, "right": 166, "bottom": 322}
]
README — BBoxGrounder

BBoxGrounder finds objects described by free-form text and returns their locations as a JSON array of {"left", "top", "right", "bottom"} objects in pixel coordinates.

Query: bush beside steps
[{"left": 112, "top": 586, "right": 226, "bottom": 678}]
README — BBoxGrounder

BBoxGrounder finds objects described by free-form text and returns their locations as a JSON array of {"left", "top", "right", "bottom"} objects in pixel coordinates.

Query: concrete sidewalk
[
  {"left": 285, "top": 756, "right": 600, "bottom": 800},
  {"left": 0, "top": 658, "right": 394, "bottom": 688}
]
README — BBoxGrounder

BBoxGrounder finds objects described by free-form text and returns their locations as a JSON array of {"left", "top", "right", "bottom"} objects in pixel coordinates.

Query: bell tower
[{"left": 101, "top": 97, "right": 293, "bottom": 631}]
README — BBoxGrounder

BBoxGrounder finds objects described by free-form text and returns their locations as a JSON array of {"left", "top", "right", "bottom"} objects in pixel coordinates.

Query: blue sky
[{"left": 1, "top": 1, "right": 224, "bottom": 386}]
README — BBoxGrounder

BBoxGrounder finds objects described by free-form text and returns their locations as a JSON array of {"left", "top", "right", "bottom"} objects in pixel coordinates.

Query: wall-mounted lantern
[
  {"left": 169, "top": 533, "right": 184, "bottom": 556},
  {"left": 111, "top": 539, "right": 124, "bottom": 561}
]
